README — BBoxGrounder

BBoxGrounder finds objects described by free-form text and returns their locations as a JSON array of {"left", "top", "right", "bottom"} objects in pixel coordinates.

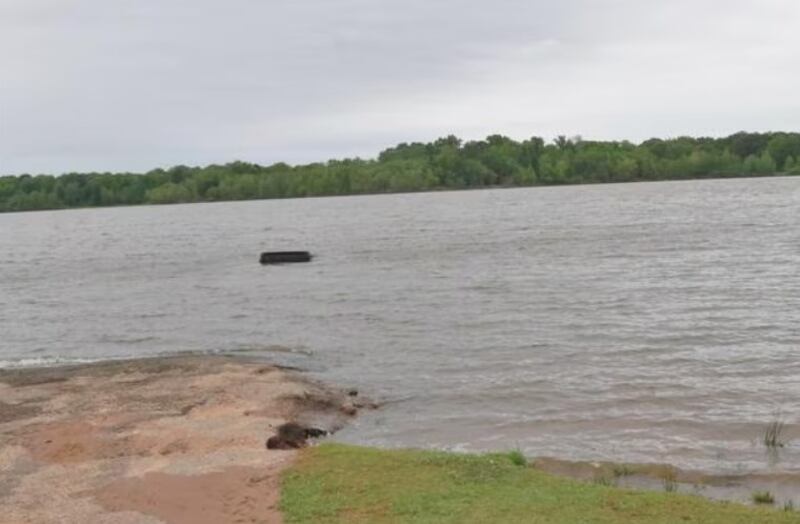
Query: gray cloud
[{"left": 1, "top": 0, "right": 799, "bottom": 174}]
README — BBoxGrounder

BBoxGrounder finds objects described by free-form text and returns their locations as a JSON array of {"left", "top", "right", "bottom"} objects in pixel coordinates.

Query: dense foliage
[{"left": 2, "top": 131, "right": 799, "bottom": 212}]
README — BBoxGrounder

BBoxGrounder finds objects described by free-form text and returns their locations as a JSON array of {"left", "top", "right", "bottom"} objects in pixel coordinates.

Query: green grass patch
[
  {"left": 661, "top": 469, "right": 679, "bottom": 493},
  {"left": 753, "top": 491, "right": 776, "bottom": 505},
  {"left": 611, "top": 464, "right": 635, "bottom": 478},
  {"left": 507, "top": 449, "right": 527, "bottom": 467},
  {"left": 281, "top": 444, "right": 800, "bottom": 523}
]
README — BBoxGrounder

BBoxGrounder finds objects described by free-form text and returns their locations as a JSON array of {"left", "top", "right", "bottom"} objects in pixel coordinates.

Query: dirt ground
[{"left": 0, "top": 355, "right": 366, "bottom": 524}]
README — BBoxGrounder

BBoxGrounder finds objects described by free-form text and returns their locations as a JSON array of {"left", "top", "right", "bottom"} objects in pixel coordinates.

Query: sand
[{"left": 0, "top": 355, "right": 367, "bottom": 524}]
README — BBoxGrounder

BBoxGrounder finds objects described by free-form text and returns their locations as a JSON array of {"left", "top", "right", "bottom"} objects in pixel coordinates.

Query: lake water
[{"left": 2, "top": 177, "right": 799, "bottom": 473}]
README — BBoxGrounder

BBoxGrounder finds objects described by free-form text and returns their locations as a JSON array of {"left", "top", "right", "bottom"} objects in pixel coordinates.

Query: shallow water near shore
[{"left": 2, "top": 177, "right": 799, "bottom": 475}]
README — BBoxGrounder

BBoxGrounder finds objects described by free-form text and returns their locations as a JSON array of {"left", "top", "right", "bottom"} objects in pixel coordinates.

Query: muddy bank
[
  {"left": 0, "top": 355, "right": 370, "bottom": 524},
  {"left": 534, "top": 455, "right": 800, "bottom": 509}
]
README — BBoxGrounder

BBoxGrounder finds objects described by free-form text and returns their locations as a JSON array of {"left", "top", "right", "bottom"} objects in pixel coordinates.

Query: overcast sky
[{"left": 1, "top": 0, "right": 799, "bottom": 175}]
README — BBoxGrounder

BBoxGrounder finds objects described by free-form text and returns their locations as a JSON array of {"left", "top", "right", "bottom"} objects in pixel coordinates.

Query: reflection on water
[{"left": 1, "top": 176, "right": 799, "bottom": 473}]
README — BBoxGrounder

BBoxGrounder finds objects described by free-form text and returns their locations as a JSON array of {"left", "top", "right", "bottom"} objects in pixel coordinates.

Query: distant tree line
[{"left": 2, "top": 131, "right": 799, "bottom": 212}]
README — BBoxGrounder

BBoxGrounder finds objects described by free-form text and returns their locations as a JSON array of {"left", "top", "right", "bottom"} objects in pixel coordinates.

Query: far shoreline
[{"left": 0, "top": 172, "right": 795, "bottom": 217}]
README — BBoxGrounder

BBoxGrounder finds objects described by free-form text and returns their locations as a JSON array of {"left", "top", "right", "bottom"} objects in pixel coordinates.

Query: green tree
[
  {"left": 2, "top": 131, "right": 799, "bottom": 213},
  {"left": 767, "top": 134, "right": 800, "bottom": 169}
]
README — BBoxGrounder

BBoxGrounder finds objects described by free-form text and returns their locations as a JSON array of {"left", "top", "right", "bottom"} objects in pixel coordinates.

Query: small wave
[
  {"left": 0, "top": 346, "right": 313, "bottom": 369},
  {"left": 98, "top": 336, "right": 160, "bottom": 345},
  {"left": 224, "top": 344, "right": 314, "bottom": 357},
  {"left": 135, "top": 312, "right": 169, "bottom": 319},
  {"left": 0, "top": 356, "right": 107, "bottom": 369}
]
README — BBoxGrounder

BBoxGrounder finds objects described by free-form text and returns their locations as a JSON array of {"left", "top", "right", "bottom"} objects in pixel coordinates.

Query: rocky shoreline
[{"left": 0, "top": 355, "right": 372, "bottom": 524}]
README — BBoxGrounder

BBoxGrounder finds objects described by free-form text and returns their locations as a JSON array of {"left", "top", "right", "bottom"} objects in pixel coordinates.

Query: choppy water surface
[{"left": 2, "top": 177, "right": 799, "bottom": 473}]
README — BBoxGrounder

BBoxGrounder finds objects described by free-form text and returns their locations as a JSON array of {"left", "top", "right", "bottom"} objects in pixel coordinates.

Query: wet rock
[
  {"left": 340, "top": 403, "right": 358, "bottom": 416},
  {"left": 266, "top": 435, "right": 302, "bottom": 450},
  {"left": 304, "top": 427, "right": 328, "bottom": 438},
  {"left": 265, "top": 423, "right": 328, "bottom": 450}
]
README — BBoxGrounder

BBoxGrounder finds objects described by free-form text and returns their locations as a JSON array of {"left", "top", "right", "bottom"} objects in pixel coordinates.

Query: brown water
[{"left": 1, "top": 177, "right": 799, "bottom": 474}]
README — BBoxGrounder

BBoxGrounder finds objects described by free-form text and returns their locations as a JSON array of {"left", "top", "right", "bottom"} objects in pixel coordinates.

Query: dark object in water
[
  {"left": 259, "top": 251, "right": 312, "bottom": 265},
  {"left": 266, "top": 422, "right": 328, "bottom": 449}
]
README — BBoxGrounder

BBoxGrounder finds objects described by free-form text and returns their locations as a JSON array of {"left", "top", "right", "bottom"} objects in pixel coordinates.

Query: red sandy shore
[{"left": 0, "top": 355, "right": 367, "bottom": 524}]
